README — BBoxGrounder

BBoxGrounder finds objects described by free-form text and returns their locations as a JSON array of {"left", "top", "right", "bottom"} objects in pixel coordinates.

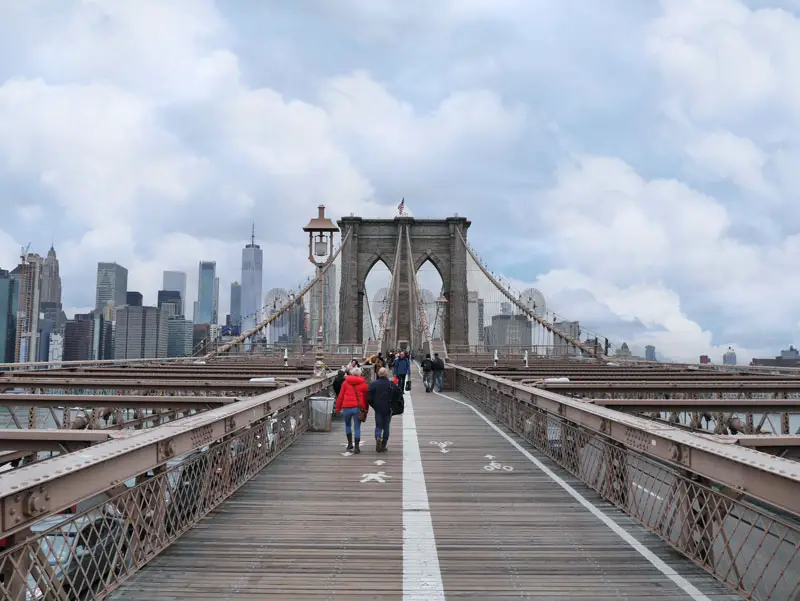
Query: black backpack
[{"left": 390, "top": 384, "right": 405, "bottom": 415}]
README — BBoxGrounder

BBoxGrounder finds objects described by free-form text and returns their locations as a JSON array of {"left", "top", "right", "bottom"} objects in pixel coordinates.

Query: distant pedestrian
[
  {"left": 431, "top": 353, "right": 445, "bottom": 392},
  {"left": 367, "top": 367, "right": 401, "bottom": 452},
  {"left": 394, "top": 351, "right": 411, "bottom": 390},
  {"left": 335, "top": 367, "right": 369, "bottom": 454},
  {"left": 421, "top": 353, "right": 433, "bottom": 392},
  {"left": 332, "top": 369, "right": 346, "bottom": 398}
]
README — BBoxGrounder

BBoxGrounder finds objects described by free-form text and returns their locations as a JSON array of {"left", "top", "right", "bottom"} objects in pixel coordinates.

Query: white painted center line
[
  {"left": 403, "top": 390, "right": 445, "bottom": 601},
  {"left": 434, "top": 389, "right": 712, "bottom": 601}
]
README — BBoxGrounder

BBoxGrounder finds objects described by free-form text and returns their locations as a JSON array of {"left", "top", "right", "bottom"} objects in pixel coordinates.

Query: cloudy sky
[{"left": 0, "top": 0, "right": 798, "bottom": 363}]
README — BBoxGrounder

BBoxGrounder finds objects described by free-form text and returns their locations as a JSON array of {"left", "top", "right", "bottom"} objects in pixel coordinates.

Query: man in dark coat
[{"left": 367, "top": 367, "right": 401, "bottom": 452}]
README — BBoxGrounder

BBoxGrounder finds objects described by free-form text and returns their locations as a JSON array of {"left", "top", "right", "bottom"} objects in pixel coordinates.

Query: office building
[
  {"left": 40, "top": 245, "right": 62, "bottom": 306},
  {"left": 63, "top": 315, "right": 94, "bottom": 361},
  {"left": 196, "top": 262, "right": 216, "bottom": 324},
  {"left": 162, "top": 271, "right": 187, "bottom": 315},
  {"left": 241, "top": 227, "right": 263, "bottom": 337},
  {"left": 645, "top": 345, "right": 656, "bottom": 361},
  {"left": 212, "top": 276, "right": 220, "bottom": 324},
  {"left": 167, "top": 317, "right": 194, "bottom": 357},
  {"left": 114, "top": 306, "right": 168, "bottom": 359},
  {"left": 230, "top": 282, "right": 242, "bottom": 328},
  {"left": 96, "top": 262, "right": 128, "bottom": 311},
  {"left": 723, "top": 347, "right": 737, "bottom": 366},
  {"left": 48, "top": 333, "right": 63, "bottom": 363},
  {"left": 157, "top": 290, "right": 182, "bottom": 318},
  {"left": 484, "top": 314, "right": 532, "bottom": 348},
  {"left": 552, "top": 320, "right": 580, "bottom": 356},
  {"left": 126, "top": 291, "right": 143, "bottom": 307},
  {"left": 13, "top": 253, "right": 43, "bottom": 363},
  {"left": 0, "top": 269, "right": 14, "bottom": 363}
]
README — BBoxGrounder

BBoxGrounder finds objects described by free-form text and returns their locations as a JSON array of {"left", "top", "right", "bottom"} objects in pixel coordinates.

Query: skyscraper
[
  {"left": 240, "top": 226, "right": 263, "bottom": 336},
  {"left": 157, "top": 290, "right": 182, "bottom": 317},
  {"left": 230, "top": 282, "right": 242, "bottom": 327},
  {"left": 162, "top": 271, "right": 187, "bottom": 315},
  {"left": 645, "top": 345, "right": 656, "bottom": 361},
  {"left": 114, "top": 306, "right": 168, "bottom": 359},
  {"left": 196, "top": 261, "right": 216, "bottom": 324},
  {"left": 723, "top": 347, "right": 737, "bottom": 366},
  {"left": 40, "top": 245, "right": 62, "bottom": 306},
  {"left": 13, "top": 253, "right": 43, "bottom": 363},
  {"left": 126, "top": 291, "right": 143, "bottom": 307},
  {"left": 0, "top": 269, "right": 14, "bottom": 363},
  {"left": 212, "top": 277, "right": 220, "bottom": 324},
  {"left": 96, "top": 262, "right": 128, "bottom": 311}
]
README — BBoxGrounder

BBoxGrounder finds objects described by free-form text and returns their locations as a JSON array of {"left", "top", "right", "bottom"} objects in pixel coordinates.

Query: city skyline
[{"left": 2, "top": 2, "right": 799, "bottom": 362}]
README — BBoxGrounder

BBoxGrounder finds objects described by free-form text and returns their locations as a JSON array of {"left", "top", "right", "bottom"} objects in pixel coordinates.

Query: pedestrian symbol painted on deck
[
  {"left": 360, "top": 471, "right": 391, "bottom": 483},
  {"left": 374, "top": 459, "right": 386, "bottom": 466},
  {"left": 483, "top": 455, "right": 513, "bottom": 472},
  {"left": 430, "top": 440, "right": 453, "bottom": 453}
]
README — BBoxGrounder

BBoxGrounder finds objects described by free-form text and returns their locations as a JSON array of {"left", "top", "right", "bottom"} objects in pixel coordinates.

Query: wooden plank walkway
[{"left": 109, "top": 386, "right": 743, "bottom": 600}]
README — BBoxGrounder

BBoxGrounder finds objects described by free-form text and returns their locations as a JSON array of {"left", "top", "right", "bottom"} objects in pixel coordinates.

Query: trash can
[{"left": 309, "top": 397, "right": 335, "bottom": 432}]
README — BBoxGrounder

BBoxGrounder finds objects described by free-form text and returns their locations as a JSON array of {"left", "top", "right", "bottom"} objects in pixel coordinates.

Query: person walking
[
  {"left": 332, "top": 369, "right": 346, "bottom": 398},
  {"left": 335, "top": 367, "right": 369, "bottom": 454},
  {"left": 367, "top": 367, "right": 400, "bottom": 452},
  {"left": 431, "top": 352, "right": 445, "bottom": 392},
  {"left": 394, "top": 350, "right": 410, "bottom": 390},
  {"left": 421, "top": 353, "right": 433, "bottom": 392}
]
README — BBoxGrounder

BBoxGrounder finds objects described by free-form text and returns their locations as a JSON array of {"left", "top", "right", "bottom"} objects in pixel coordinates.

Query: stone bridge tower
[{"left": 337, "top": 216, "right": 470, "bottom": 349}]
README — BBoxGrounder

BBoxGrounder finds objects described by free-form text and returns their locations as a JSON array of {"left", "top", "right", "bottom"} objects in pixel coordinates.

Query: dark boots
[
  {"left": 354, "top": 438, "right": 361, "bottom": 454},
  {"left": 346, "top": 433, "right": 353, "bottom": 451},
  {"left": 376, "top": 437, "right": 382, "bottom": 453}
]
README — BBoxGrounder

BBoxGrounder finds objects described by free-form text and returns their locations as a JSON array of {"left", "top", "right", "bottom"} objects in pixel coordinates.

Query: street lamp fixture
[
  {"left": 303, "top": 205, "right": 339, "bottom": 368},
  {"left": 303, "top": 205, "right": 339, "bottom": 267}
]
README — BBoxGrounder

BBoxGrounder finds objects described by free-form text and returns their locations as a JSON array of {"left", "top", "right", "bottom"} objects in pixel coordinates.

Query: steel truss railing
[
  {"left": 0, "top": 374, "right": 333, "bottom": 601},
  {"left": 453, "top": 365, "right": 800, "bottom": 601}
]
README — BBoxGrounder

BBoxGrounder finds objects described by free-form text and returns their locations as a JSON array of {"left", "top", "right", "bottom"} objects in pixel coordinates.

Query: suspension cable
[
  {"left": 375, "top": 225, "right": 404, "bottom": 353},
  {"left": 455, "top": 228, "right": 607, "bottom": 360}
]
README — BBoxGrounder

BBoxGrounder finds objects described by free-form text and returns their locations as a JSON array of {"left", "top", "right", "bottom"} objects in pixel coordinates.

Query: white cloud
[{"left": 0, "top": 0, "right": 797, "bottom": 363}]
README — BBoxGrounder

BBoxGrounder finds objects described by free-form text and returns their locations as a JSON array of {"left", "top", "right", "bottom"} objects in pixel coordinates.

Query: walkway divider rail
[{"left": 452, "top": 364, "right": 800, "bottom": 601}]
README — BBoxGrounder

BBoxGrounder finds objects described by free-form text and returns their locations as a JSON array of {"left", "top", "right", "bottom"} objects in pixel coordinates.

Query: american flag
[{"left": 398, "top": 198, "right": 405, "bottom": 215}]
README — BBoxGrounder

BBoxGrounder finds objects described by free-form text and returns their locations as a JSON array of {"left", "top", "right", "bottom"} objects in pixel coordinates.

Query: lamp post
[{"left": 303, "top": 205, "right": 339, "bottom": 367}]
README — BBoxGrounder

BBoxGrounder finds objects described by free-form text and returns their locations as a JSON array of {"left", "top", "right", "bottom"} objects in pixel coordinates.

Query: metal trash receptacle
[{"left": 309, "top": 397, "right": 336, "bottom": 432}]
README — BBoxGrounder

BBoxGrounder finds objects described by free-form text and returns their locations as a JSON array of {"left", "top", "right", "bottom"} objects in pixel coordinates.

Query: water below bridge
[{"left": 108, "top": 387, "right": 742, "bottom": 600}]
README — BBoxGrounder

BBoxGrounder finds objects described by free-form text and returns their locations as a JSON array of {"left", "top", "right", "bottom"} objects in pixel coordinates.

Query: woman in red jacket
[{"left": 335, "top": 367, "right": 369, "bottom": 454}]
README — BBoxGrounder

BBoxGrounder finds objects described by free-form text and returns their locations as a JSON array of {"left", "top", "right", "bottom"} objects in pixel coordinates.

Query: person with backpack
[
  {"left": 432, "top": 353, "right": 445, "bottom": 392},
  {"left": 421, "top": 353, "right": 433, "bottom": 393},
  {"left": 367, "top": 367, "right": 403, "bottom": 452},
  {"left": 394, "top": 350, "right": 411, "bottom": 390},
  {"left": 335, "top": 367, "right": 369, "bottom": 454}
]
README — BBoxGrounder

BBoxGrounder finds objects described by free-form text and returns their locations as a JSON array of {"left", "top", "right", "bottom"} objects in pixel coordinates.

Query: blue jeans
[
  {"left": 374, "top": 411, "right": 391, "bottom": 443},
  {"left": 423, "top": 371, "right": 432, "bottom": 390},
  {"left": 433, "top": 372, "right": 443, "bottom": 392},
  {"left": 343, "top": 407, "right": 361, "bottom": 438}
]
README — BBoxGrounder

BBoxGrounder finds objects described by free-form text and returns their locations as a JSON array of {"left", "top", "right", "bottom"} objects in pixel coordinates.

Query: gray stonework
[{"left": 337, "top": 216, "right": 470, "bottom": 349}]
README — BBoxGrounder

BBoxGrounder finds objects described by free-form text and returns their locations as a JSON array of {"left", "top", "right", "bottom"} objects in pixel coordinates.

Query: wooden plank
[
  {"left": 109, "top": 412, "right": 403, "bottom": 600},
  {"left": 412, "top": 388, "right": 743, "bottom": 600},
  {"left": 109, "top": 387, "right": 745, "bottom": 600}
]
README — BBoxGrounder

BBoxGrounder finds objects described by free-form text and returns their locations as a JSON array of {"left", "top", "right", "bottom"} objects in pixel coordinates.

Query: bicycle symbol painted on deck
[
  {"left": 483, "top": 455, "right": 513, "bottom": 472},
  {"left": 430, "top": 441, "right": 453, "bottom": 454}
]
